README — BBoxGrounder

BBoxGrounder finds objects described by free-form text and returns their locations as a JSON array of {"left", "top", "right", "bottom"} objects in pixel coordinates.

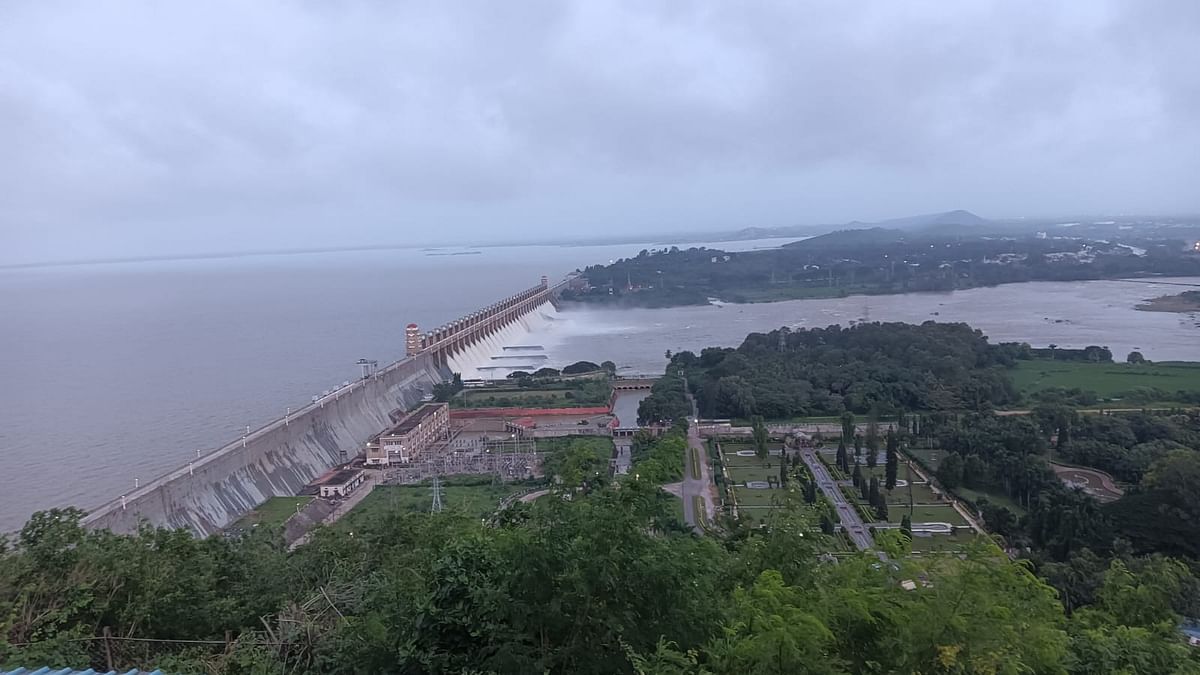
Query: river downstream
[{"left": 542, "top": 278, "right": 1200, "bottom": 374}]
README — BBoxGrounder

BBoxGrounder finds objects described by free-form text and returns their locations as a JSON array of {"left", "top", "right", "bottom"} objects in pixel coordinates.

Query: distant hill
[
  {"left": 724, "top": 209, "right": 988, "bottom": 242},
  {"left": 783, "top": 227, "right": 907, "bottom": 250},
  {"left": 866, "top": 209, "right": 989, "bottom": 231}
]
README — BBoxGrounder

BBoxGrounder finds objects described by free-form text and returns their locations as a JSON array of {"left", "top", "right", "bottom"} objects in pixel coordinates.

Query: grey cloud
[{"left": 1, "top": 0, "right": 1198, "bottom": 263}]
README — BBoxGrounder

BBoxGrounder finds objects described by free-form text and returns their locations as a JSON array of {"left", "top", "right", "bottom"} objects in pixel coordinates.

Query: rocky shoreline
[{"left": 1136, "top": 290, "right": 1200, "bottom": 313}]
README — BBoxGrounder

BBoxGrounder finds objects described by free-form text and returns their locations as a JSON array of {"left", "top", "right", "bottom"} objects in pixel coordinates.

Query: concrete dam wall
[{"left": 83, "top": 352, "right": 442, "bottom": 536}]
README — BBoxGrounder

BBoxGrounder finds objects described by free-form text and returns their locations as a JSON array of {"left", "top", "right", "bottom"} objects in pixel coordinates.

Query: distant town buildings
[{"left": 365, "top": 402, "right": 450, "bottom": 466}]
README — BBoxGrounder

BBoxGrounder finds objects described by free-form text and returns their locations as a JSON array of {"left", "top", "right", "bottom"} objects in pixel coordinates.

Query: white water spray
[{"left": 446, "top": 301, "right": 568, "bottom": 380}]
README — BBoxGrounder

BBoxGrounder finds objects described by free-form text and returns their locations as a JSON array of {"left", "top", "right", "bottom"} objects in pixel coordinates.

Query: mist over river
[{"left": 1, "top": 239, "right": 1197, "bottom": 531}]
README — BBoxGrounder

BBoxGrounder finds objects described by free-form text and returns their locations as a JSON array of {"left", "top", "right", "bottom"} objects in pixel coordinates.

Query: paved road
[
  {"left": 613, "top": 438, "right": 632, "bottom": 475},
  {"left": 800, "top": 448, "right": 874, "bottom": 550},
  {"left": 679, "top": 386, "right": 717, "bottom": 532},
  {"left": 288, "top": 471, "right": 379, "bottom": 550}
]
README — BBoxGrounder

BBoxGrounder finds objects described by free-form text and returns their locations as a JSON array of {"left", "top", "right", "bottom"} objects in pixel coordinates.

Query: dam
[{"left": 83, "top": 277, "right": 566, "bottom": 536}]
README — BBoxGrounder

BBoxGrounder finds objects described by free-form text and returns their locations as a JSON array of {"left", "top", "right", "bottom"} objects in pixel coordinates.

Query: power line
[{"left": 430, "top": 475, "right": 445, "bottom": 512}]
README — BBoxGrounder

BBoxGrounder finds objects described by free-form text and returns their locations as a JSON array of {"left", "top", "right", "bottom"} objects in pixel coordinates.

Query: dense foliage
[
  {"left": 637, "top": 370, "right": 691, "bottom": 425},
  {"left": 1057, "top": 410, "right": 1199, "bottom": 484},
  {"left": 562, "top": 233, "right": 1200, "bottom": 307},
  {"left": 5, "top": 480, "right": 1199, "bottom": 673},
  {"left": 653, "top": 322, "right": 1021, "bottom": 419}
]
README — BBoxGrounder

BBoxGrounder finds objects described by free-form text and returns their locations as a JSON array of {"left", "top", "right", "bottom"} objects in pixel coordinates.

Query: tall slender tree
[
  {"left": 885, "top": 429, "right": 899, "bottom": 490},
  {"left": 751, "top": 415, "right": 769, "bottom": 458},
  {"left": 840, "top": 411, "right": 856, "bottom": 443}
]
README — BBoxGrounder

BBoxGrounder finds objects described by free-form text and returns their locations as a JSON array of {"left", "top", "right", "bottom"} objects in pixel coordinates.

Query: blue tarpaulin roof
[{"left": 2, "top": 669, "right": 164, "bottom": 675}]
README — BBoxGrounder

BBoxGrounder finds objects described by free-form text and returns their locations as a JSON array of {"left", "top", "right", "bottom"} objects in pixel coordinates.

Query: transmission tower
[{"left": 430, "top": 475, "right": 444, "bottom": 513}]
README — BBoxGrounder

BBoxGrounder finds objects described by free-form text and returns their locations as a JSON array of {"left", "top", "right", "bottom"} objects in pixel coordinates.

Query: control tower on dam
[{"left": 82, "top": 277, "right": 567, "bottom": 537}]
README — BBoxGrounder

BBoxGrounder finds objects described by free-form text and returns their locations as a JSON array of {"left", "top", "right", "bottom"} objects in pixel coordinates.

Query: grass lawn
[
  {"left": 736, "top": 506, "right": 772, "bottom": 524},
  {"left": 885, "top": 482, "right": 940, "bottom": 505},
  {"left": 235, "top": 496, "right": 312, "bottom": 529},
  {"left": 1010, "top": 359, "right": 1200, "bottom": 400},
  {"left": 722, "top": 454, "right": 786, "bottom": 469},
  {"left": 909, "top": 529, "right": 978, "bottom": 553},
  {"left": 896, "top": 504, "right": 967, "bottom": 526},
  {"left": 455, "top": 380, "right": 612, "bottom": 409},
  {"left": 726, "top": 465, "right": 778, "bottom": 484},
  {"left": 732, "top": 487, "right": 788, "bottom": 507},
  {"left": 340, "top": 480, "right": 524, "bottom": 529},
  {"left": 672, "top": 495, "right": 686, "bottom": 524},
  {"left": 906, "top": 446, "right": 944, "bottom": 471}
]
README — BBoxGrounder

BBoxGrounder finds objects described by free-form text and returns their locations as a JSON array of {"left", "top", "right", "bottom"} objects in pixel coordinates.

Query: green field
[
  {"left": 339, "top": 479, "right": 525, "bottom": 530},
  {"left": 726, "top": 465, "right": 778, "bottom": 484},
  {"left": 722, "top": 454, "right": 782, "bottom": 469},
  {"left": 735, "top": 506, "right": 772, "bottom": 524},
  {"left": 732, "top": 487, "right": 788, "bottom": 507},
  {"left": 234, "top": 496, "right": 312, "bottom": 530},
  {"left": 885, "top": 482, "right": 940, "bottom": 505},
  {"left": 896, "top": 504, "right": 967, "bottom": 526},
  {"left": 906, "top": 446, "right": 944, "bottom": 471},
  {"left": 1011, "top": 359, "right": 1200, "bottom": 400},
  {"left": 909, "top": 529, "right": 977, "bottom": 553},
  {"left": 456, "top": 387, "right": 612, "bottom": 409}
]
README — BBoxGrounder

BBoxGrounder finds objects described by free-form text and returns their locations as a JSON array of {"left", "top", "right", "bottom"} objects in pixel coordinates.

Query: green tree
[
  {"left": 751, "top": 415, "right": 769, "bottom": 459},
  {"left": 562, "top": 360, "right": 602, "bottom": 374},
  {"left": 840, "top": 411, "right": 856, "bottom": 443},
  {"left": 937, "top": 452, "right": 964, "bottom": 489},
  {"left": 885, "top": 428, "right": 899, "bottom": 490}
]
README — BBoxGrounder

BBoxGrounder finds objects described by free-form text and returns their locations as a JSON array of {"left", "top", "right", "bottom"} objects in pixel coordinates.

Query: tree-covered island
[{"left": 562, "top": 229, "right": 1200, "bottom": 307}]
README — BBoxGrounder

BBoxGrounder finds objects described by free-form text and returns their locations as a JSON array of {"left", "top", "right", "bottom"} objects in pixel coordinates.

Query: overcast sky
[{"left": 2, "top": 1, "right": 1198, "bottom": 264}]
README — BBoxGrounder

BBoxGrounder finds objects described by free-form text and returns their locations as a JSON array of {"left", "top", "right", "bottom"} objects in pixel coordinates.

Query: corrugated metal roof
[{"left": 2, "top": 668, "right": 164, "bottom": 675}]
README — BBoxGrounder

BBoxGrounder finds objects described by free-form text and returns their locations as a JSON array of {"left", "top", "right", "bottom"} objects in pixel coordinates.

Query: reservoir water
[
  {"left": 2, "top": 240, "right": 1197, "bottom": 531},
  {"left": 0, "top": 237, "right": 787, "bottom": 530}
]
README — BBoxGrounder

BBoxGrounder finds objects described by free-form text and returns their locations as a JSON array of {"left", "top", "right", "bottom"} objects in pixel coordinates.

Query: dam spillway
[{"left": 83, "top": 277, "right": 568, "bottom": 537}]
